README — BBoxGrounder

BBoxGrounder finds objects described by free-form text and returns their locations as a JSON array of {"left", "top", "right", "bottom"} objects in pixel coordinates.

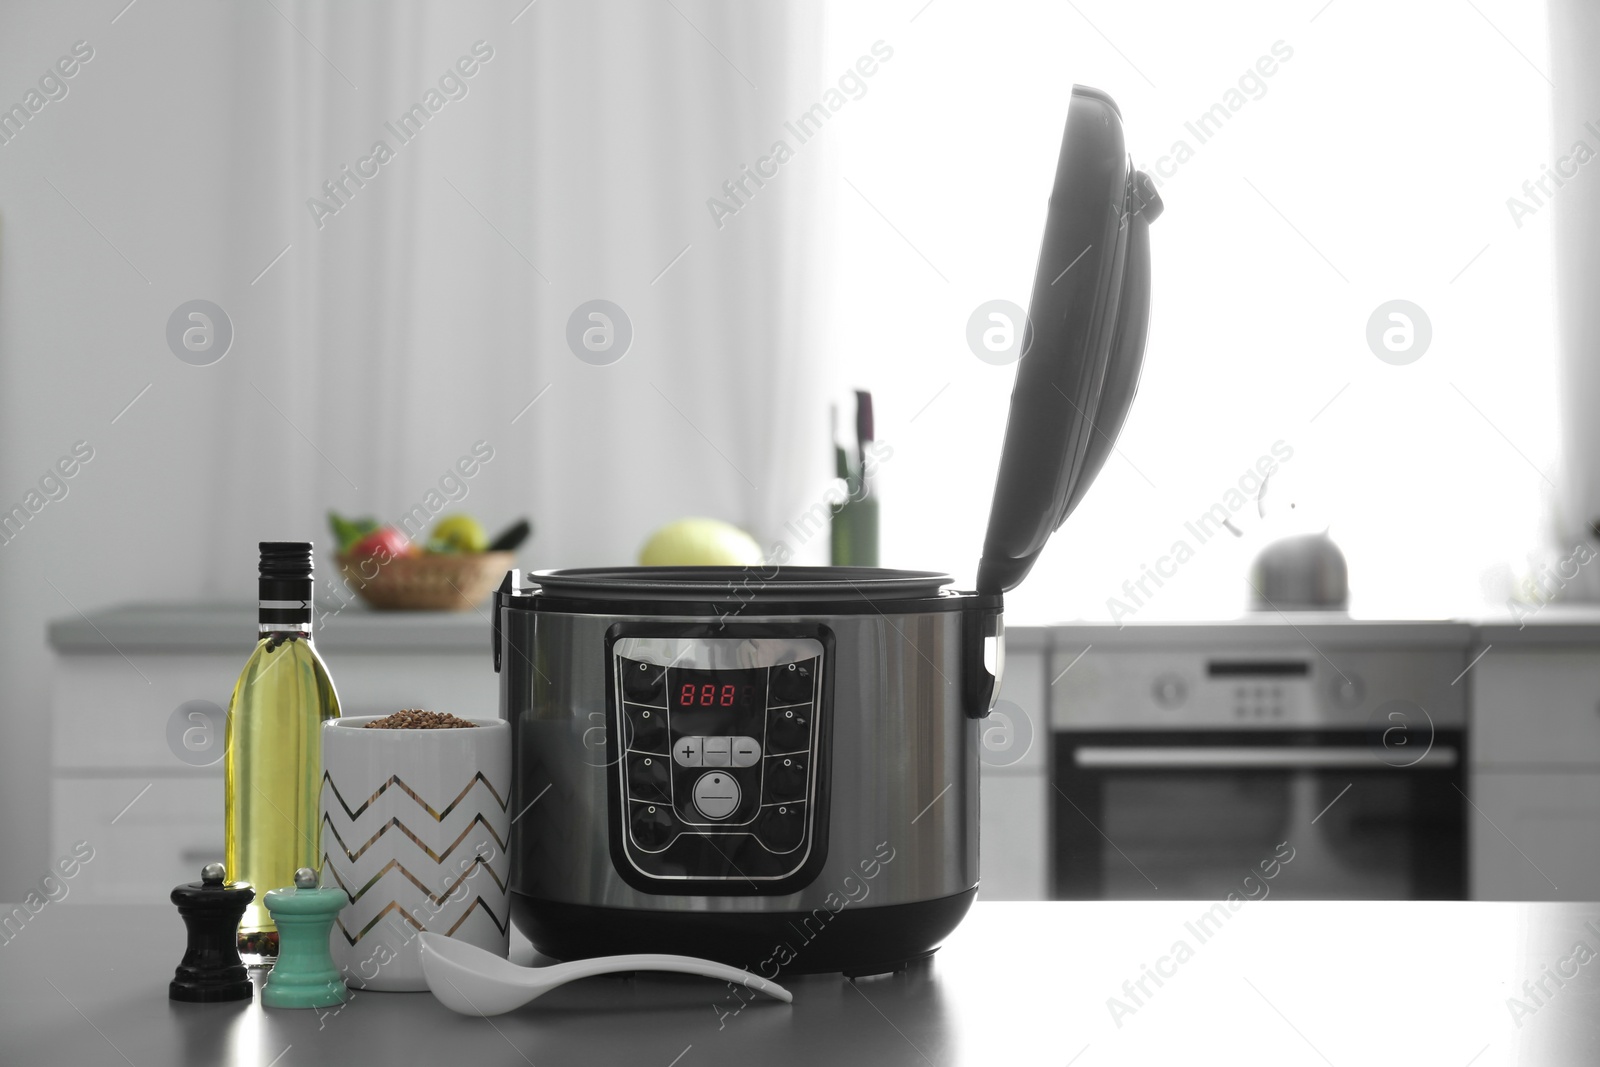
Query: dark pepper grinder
[{"left": 170, "top": 863, "right": 255, "bottom": 1002}]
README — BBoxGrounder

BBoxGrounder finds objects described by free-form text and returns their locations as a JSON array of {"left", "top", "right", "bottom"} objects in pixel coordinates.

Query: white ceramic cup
[{"left": 320, "top": 716, "right": 511, "bottom": 991}]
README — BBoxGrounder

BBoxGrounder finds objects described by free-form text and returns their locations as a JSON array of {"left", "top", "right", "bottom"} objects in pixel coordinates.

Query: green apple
[
  {"left": 639, "top": 518, "right": 762, "bottom": 567},
  {"left": 431, "top": 514, "right": 489, "bottom": 554}
]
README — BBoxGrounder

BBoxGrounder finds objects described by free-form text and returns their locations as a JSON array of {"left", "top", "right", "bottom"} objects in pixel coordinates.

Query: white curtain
[{"left": 200, "top": 0, "right": 834, "bottom": 591}]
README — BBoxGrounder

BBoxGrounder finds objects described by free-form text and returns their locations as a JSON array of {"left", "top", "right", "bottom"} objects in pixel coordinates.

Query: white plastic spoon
[{"left": 418, "top": 932, "right": 793, "bottom": 1016}]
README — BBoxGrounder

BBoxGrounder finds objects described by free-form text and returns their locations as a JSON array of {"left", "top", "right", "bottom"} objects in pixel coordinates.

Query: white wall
[{"left": 1551, "top": 0, "right": 1600, "bottom": 552}]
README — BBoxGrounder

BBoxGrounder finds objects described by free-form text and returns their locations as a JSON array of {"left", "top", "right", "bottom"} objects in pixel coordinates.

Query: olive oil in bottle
[{"left": 225, "top": 541, "right": 340, "bottom": 965}]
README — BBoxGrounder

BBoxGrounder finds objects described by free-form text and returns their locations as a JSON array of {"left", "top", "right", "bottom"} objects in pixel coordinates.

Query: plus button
[{"left": 671, "top": 735, "right": 703, "bottom": 767}]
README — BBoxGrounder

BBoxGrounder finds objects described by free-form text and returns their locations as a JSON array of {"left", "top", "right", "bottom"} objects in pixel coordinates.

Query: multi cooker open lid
[{"left": 975, "top": 86, "right": 1161, "bottom": 596}]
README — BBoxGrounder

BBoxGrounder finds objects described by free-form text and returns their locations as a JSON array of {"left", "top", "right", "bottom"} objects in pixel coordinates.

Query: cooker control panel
[{"left": 608, "top": 632, "right": 829, "bottom": 887}]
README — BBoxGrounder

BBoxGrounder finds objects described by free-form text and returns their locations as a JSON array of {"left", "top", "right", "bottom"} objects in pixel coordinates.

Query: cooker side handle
[
  {"left": 962, "top": 600, "right": 1004, "bottom": 719},
  {"left": 491, "top": 570, "right": 514, "bottom": 673}
]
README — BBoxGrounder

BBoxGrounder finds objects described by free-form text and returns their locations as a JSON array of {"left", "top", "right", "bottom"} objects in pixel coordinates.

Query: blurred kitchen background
[{"left": 6, "top": 0, "right": 1600, "bottom": 906}]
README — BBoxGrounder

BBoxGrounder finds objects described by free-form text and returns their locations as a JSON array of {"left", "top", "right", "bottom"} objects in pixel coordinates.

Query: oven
[{"left": 1049, "top": 636, "right": 1469, "bottom": 900}]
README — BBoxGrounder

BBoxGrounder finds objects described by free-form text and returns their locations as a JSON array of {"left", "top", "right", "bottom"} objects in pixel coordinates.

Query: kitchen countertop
[
  {"left": 45, "top": 602, "right": 1054, "bottom": 653},
  {"left": 48, "top": 601, "right": 1600, "bottom": 656},
  {"left": 1051, "top": 606, "right": 1600, "bottom": 649},
  {"left": 1049, "top": 615, "right": 1476, "bottom": 649},
  {"left": 4, "top": 901, "right": 1599, "bottom": 1065},
  {"left": 1469, "top": 604, "right": 1600, "bottom": 646},
  {"left": 46, "top": 602, "right": 496, "bottom": 653}
]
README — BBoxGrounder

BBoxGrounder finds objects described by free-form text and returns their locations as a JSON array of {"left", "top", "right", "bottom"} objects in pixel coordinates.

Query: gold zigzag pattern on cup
[
  {"left": 321, "top": 812, "right": 508, "bottom": 865},
  {"left": 333, "top": 899, "right": 423, "bottom": 945},
  {"left": 333, "top": 894, "right": 509, "bottom": 945},
  {"left": 322, "top": 853, "right": 508, "bottom": 905},
  {"left": 443, "top": 896, "right": 510, "bottom": 937},
  {"left": 321, "top": 770, "right": 509, "bottom": 821}
]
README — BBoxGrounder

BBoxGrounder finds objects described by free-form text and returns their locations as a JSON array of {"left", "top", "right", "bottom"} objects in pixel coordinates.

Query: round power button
[
  {"left": 1331, "top": 674, "right": 1365, "bottom": 708},
  {"left": 1153, "top": 673, "right": 1187, "bottom": 708},
  {"left": 692, "top": 772, "right": 741, "bottom": 820}
]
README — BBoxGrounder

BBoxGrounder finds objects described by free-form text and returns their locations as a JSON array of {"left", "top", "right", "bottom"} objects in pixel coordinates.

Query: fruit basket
[{"left": 338, "top": 550, "right": 514, "bottom": 612}]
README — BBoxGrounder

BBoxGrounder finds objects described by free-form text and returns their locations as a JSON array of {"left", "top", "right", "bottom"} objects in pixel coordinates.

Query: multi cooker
[{"left": 492, "top": 86, "right": 1161, "bottom": 975}]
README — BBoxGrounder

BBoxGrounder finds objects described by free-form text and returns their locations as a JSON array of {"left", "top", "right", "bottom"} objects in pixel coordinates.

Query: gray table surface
[{"left": 4, "top": 900, "right": 1600, "bottom": 1065}]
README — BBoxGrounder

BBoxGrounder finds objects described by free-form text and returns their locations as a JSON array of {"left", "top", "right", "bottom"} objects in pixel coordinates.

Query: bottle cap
[
  {"left": 259, "top": 543, "right": 315, "bottom": 628},
  {"left": 259, "top": 542, "right": 314, "bottom": 580}
]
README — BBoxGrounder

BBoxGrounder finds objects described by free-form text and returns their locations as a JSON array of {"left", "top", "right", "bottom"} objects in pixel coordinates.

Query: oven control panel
[
  {"left": 607, "top": 632, "right": 829, "bottom": 888},
  {"left": 1053, "top": 647, "right": 1469, "bottom": 729}
]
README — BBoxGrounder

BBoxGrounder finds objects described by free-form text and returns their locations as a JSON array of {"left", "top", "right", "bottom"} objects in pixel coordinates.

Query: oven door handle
[{"left": 1072, "top": 746, "right": 1458, "bottom": 769}]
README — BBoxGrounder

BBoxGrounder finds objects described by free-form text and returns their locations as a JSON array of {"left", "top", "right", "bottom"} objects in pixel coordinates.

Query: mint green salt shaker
[{"left": 261, "top": 868, "right": 350, "bottom": 1009}]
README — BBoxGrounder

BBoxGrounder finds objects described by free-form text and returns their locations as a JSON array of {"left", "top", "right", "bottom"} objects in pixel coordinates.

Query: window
[{"left": 825, "top": 0, "right": 1555, "bottom": 620}]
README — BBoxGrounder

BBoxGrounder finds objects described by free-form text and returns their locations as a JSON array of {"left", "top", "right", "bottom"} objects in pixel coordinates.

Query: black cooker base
[{"left": 511, "top": 887, "right": 978, "bottom": 976}]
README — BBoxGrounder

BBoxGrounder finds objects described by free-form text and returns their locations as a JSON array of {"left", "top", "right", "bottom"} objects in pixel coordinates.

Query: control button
[
  {"left": 1152, "top": 674, "right": 1186, "bottom": 708},
  {"left": 757, "top": 803, "right": 805, "bottom": 853},
  {"left": 622, "top": 659, "right": 667, "bottom": 703},
  {"left": 625, "top": 704, "right": 668, "bottom": 753},
  {"left": 672, "top": 736, "right": 703, "bottom": 767},
  {"left": 627, "top": 754, "right": 671, "bottom": 803},
  {"left": 766, "top": 706, "right": 810, "bottom": 753},
  {"left": 703, "top": 736, "right": 732, "bottom": 767},
  {"left": 731, "top": 736, "right": 762, "bottom": 767},
  {"left": 763, "top": 755, "right": 806, "bottom": 803},
  {"left": 692, "top": 772, "right": 741, "bottom": 820},
  {"left": 630, "top": 802, "right": 676, "bottom": 850},
  {"left": 769, "top": 659, "right": 815, "bottom": 705},
  {"left": 1330, "top": 674, "right": 1365, "bottom": 709}
]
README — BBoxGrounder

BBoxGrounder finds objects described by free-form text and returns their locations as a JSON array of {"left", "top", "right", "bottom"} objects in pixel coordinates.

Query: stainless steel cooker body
[{"left": 495, "top": 574, "right": 997, "bottom": 975}]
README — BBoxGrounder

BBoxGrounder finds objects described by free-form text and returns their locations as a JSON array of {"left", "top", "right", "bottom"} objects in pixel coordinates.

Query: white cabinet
[
  {"left": 49, "top": 652, "right": 236, "bottom": 903},
  {"left": 978, "top": 634, "right": 1050, "bottom": 900},
  {"left": 1472, "top": 650, "right": 1600, "bottom": 766},
  {"left": 1470, "top": 646, "right": 1600, "bottom": 900},
  {"left": 51, "top": 777, "right": 222, "bottom": 905},
  {"left": 49, "top": 605, "right": 498, "bottom": 904},
  {"left": 1471, "top": 772, "right": 1600, "bottom": 900}
]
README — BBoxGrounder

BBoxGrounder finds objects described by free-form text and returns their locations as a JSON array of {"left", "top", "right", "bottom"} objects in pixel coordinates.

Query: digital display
[
  {"left": 1206, "top": 661, "right": 1310, "bottom": 678},
  {"left": 677, "top": 682, "right": 754, "bottom": 708},
  {"left": 670, "top": 668, "right": 764, "bottom": 713}
]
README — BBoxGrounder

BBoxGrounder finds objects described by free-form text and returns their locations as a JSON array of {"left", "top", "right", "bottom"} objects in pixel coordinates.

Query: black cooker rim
[
  {"left": 526, "top": 566, "right": 956, "bottom": 603},
  {"left": 513, "top": 590, "right": 999, "bottom": 617}
]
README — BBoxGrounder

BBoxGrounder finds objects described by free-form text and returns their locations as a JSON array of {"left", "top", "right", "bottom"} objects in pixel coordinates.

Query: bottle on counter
[
  {"left": 830, "top": 391, "right": 879, "bottom": 566},
  {"left": 225, "top": 541, "right": 341, "bottom": 965}
]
